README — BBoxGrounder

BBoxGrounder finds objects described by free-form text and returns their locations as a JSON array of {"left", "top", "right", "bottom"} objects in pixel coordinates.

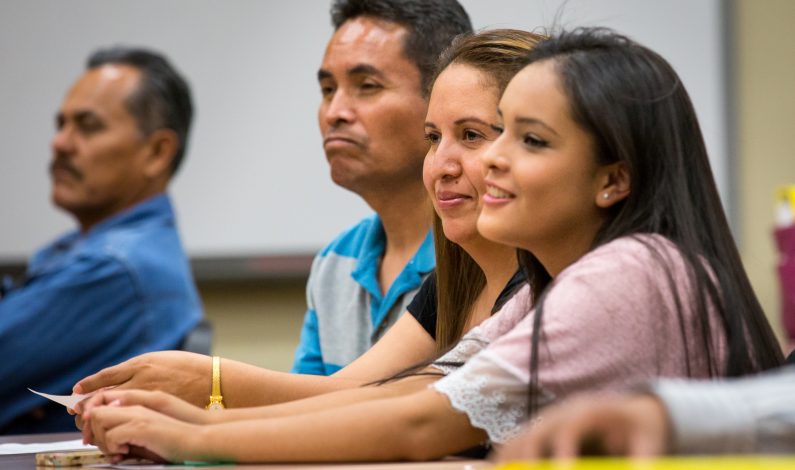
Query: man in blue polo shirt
[
  {"left": 292, "top": 0, "right": 473, "bottom": 374},
  {"left": 0, "top": 47, "right": 202, "bottom": 433}
]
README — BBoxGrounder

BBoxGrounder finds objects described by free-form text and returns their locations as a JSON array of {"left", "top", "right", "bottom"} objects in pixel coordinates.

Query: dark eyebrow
[
  {"left": 425, "top": 117, "right": 495, "bottom": 129},
  {"left": 454, "top": 117, "right": 492, "bottom": 127},
  {"left": 65, "top": 110, "right": 105, "bottom": 131},
  {"left": 56, "top": 109, "right": 101, "bottom": 124},
  {"left": 317, "top": 69, "right": 332, "bottom": 81},
  {"left": 348, "top": 63, "right": 384, "bottom": 79},
  {"left": 74, "top": 110, "right": 101, "bottom": 123},
  {"left": 318, "top": 64, "right": 385, "bottom": 83},
  {"left": 515, "top": 116, "right": 560, "bottom": 136}
]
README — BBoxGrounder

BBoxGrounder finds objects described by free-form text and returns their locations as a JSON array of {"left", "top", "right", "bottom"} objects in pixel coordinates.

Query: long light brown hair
[{"left": 430, "top": 29, "right": 547, "bottom": 351}]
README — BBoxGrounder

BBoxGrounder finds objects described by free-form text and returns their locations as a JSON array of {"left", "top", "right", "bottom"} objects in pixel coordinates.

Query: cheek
[
  {"left": 462, "top": 151, "right": 487, "bottom": 195},
  {"left": 317, "top": 103, "right": 328, "bottom": 131},
  {"left": 378, "top": 100, "right": 427, "bottom": 147},
  {"left": 421, "top": 154, "right": 435, "bottom": 196}
]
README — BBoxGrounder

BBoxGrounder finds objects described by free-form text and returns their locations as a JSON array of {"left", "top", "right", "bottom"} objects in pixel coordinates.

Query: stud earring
[{"left": 602, "top": 193, "right": 610, "bottom": 200}]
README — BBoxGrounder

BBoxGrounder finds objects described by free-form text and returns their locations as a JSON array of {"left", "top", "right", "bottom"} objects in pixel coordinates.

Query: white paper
[
  {"left": 0, "top": 439, "right": 96, "bottom": 455},
  {"left": 29, "top": 388, "right": 96, "bottom": 409}
]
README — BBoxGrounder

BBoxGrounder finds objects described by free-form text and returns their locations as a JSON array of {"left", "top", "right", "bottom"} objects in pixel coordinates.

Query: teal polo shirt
[{"left": 292, "top": 214, "right": 435, "bottom": 375}]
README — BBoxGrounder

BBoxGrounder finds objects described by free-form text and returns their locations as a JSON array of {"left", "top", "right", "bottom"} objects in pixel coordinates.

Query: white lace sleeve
[
  {"left": 431, "top": 349, "right": 554, "bottom": 444},
  {"left": 433, "top": 334, "right": 488, "bottom": 375},
  {"left": 432, "top": 285, "right": 533, "bottom": 376}
]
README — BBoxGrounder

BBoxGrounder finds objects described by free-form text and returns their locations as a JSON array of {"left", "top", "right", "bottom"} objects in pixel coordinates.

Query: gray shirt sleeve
[{"left": 650, "top": 366, "right": 795, "bottom": 454}]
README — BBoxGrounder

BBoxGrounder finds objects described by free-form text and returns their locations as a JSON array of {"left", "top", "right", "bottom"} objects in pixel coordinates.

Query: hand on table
[
  {"left": 79, "top": 389, "right": 212, "bottom": 447},
  {"left": 494, "top": 393, "right": 671, "bottom": 461},
  {"left": 86, "top": 400, "right": 202, "bottom": 464}
]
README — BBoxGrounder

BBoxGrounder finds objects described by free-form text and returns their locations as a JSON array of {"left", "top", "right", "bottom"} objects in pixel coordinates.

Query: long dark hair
[
  {"left": 518, "top": 28, "right": 783, "bottom": 413},
  {"left": 430, "top": 29, "right": 546, "bottom": 352}
]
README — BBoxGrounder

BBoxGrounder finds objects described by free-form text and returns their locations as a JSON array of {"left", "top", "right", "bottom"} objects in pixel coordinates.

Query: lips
[
  {"left": 435, "top": 190, "right": 473, "bottom": 209},
  {"left": 483, "top": 182, "right": 514, "bottom": 204},
  {"left": 49, "top": 161, "right": 82, "bottom": 181},
  {"left": 437, "top": 190, "right": 470, "bottom": 201},
  {"left": 323, "top": 134, "right": 362, "bottom": 148}
]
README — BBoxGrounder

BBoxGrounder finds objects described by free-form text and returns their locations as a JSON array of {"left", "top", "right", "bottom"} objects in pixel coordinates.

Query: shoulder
[
  {"left": 473, "top": 284, "right": 534, "bottom": 341},
  {"left": 557, "top": 234, "right": 684, "bottom": 283},
  {"left": 317, "top": 213, "right": 381, "bottom": 258},
  {"left": 76, "top": 209, "right": 193, "bottom": 295},
  {"left": 543, "top": 234, "right": 693, "bottom": 327}
]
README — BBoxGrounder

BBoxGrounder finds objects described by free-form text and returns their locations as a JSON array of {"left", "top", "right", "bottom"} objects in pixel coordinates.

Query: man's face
[
  {"left": 318, "top": 16, "right": 429, "bottom": 197},
  {"left": 51, "top": 65, "right": 156, "bottom": 229}
]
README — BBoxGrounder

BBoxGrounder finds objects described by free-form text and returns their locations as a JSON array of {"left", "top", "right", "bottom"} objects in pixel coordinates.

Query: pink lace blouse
[{"left": 431, "top": 234, "right": 728, "bottom": 443}]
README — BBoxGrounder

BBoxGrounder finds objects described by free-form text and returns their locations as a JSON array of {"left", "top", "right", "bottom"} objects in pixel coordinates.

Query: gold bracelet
[{"left": 206, "top": 356, "right": 225, "bottom": 411}]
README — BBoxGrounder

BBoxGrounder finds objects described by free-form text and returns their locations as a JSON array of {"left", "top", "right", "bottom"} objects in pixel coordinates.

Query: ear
[
  {"left": 142, "top": 129, "right": 179, "bottom": 179},
  {"left": 595, "top": 161, "right": 630, "bottom": 208}
]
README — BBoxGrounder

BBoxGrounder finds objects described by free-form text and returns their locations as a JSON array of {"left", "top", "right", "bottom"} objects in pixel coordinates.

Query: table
[
  {"left": 0, "top": 432, "right": 85, "bottom": 468},
  {"left": 5, "top": 433, "right": 795, "bottom": 469},
  {"left": 0, "top": 432, "right": 490, "bottom": 469}
]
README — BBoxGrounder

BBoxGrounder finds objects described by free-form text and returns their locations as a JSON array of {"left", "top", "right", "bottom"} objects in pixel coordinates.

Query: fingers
[
  {"left": 91, "top": 406, "right": 174, "bottom": 464},
  {"left": 493, "top": 418, "right": 554, "bottom": 462},
  {"left": 87, "top": 399, "right": 123, "bottom": 448},
  {"left": 79, "top": 390, "right": 125, "bottom": 417},
  {"left": 552, "top": 411, "right": 602, "bottom": 459},
  {"left": 74, "top": 360, "right": 136, "bottom": 395}
]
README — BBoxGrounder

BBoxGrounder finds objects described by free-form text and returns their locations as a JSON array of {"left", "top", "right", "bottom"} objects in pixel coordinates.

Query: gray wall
[{"left": 0, "top": 0, "right": 728, "bottom": 265}]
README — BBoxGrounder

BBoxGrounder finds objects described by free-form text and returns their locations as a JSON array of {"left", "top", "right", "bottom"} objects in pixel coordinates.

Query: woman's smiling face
[
  {"left": 477, "top": 60, "right": 609, "bottom": 271},
  {"left": 423, "top": 63, "right": 502, "bottom": 246}
]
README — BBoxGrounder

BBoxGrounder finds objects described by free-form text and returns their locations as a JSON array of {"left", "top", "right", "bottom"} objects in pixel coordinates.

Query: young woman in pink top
[{"left": 77, "top": 28, "right": 783, "bottom": 463}]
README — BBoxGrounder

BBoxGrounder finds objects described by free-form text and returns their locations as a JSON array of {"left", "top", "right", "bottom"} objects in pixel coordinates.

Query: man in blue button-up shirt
[{"left": 0, "top": 47, "right": 202, "bottom": 434}]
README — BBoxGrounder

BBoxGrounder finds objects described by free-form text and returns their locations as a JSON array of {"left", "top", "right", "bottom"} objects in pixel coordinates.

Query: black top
[{"left": 407, "top": 269, "right": 527, "bottom": 339}]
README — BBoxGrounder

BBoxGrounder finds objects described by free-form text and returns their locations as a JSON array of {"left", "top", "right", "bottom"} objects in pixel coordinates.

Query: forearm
[
  {"left": 652, "top": 368, "right": 795, "bottom": 454},
  {"left": 220, "top": 359, "right": 366, "bottom": 408},
  {"left": 213, "top": 374, "right": 438, "bottom": 422},
  {"left": 194, "top": 389, "right": 485, "bottom": 463}
]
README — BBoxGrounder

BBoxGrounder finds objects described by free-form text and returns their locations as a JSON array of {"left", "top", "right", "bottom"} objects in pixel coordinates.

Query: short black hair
[
  {"left": 330, "top": 0, "right": 473, "bottom": 95},
  {"left": 87, "top": 46, "right": 193, "bottom": 175}
]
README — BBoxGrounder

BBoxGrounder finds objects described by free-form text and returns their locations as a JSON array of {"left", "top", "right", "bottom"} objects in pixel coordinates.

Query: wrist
[{"left": 206, "top": 356, "right": 225, "bottom": 411}]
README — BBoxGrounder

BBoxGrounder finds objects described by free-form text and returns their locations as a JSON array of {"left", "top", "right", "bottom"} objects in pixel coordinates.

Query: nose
[
  {"left": 322, "top": 89, "right": 355, "bottom": 128},
  {"left": 51, "top": 124, "right": 75, "bottom": 156},
  {"left": 428, "top": 137, "right": 462, "bottom": 181},
  {"left": 481, "top": 133, "right": 509, "bottom": 174}
]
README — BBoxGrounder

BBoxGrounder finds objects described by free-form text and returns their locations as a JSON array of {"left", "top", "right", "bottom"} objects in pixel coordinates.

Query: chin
[
  {"left": 476, "top": 218, "right": 514, "bottom": 248},
  {"left": 441, "top": 224, "right": 478, "bottom": 246}
]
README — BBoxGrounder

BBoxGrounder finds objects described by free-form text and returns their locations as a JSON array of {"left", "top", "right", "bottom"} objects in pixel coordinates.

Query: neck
[
  {"left": 465, "top": 236, "right": 518, "bottom": 295},
  {"left": 533, "top": 221, "right": 602, "bottom": 278},
  {"left": 366, "top": 182, "right": 432, "bottom": 254},
  {"left": 76, "top": 185, "right": 165, "bottom": 234},
  {"left": 364, "top": 182, "right": 432, "bottom": 295}
]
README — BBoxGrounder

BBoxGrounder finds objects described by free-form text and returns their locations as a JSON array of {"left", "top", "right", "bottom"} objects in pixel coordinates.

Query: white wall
[{"left": 0, "top": 0, "right": 728, "bottom": 263}]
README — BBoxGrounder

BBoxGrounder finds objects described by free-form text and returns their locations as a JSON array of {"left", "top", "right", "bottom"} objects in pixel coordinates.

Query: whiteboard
[{"left": 0, "top": 0, "right": 728, "bottom": 263}]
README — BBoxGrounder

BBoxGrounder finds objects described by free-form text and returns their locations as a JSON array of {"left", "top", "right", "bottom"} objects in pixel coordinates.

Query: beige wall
[
  {"left": 200, "top": 1, "right": 795, "bottom": 369},
  {"left": 200, "top": 280, "right": 307, "bottom": 372},
  {"left": 736, "top": 0, "right": 795, "bottom": 348}
]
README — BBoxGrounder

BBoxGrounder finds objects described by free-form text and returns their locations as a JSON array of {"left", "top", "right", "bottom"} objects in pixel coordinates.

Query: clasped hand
[{"left": 76, "top": 389, "right": 211, "bottom": 464}]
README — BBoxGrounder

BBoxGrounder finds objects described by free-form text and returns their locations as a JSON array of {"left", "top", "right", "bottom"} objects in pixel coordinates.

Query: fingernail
[
  {"left": 110, "top": 399, "right": 122, "bottom": 407},
  {"left": 73, "top": 384, "right": 82, "bottom": 394}
]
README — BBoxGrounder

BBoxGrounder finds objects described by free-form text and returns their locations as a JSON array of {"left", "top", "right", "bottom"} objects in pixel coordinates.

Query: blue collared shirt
[
  {"left": 292, "top": 214, "right": 435, "bottom": 375},
  {"left": 0, "top": 193, "right": 202, "bottom": 432}
]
